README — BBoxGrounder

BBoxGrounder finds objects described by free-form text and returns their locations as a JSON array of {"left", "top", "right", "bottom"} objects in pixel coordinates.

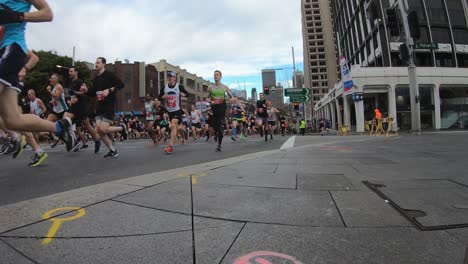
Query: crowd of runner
[{"left": 0, "top": 0, "right": 301, "bottom": 167}]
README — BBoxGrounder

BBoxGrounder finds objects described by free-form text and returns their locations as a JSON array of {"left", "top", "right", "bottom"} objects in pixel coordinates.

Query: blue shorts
[{"left": 0, "top": 44, "right": 27, "bottom": 93}]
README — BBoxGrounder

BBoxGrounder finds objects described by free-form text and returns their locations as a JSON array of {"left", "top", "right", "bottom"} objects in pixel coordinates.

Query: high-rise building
[
  {"left": 251, "top": 88, "right": 258, "bottom": 101},
  {"left": 301, "top": 0, "right": 339, "bottom": 107},
  {"left": 261, "top": 69, "right": 284, "bottom": 107},
  {"left": 313, "top": 0, "right": 468, "bottom": 132},
  {"left": 294, "top": 71, "right": 304, "bottom": 89}
]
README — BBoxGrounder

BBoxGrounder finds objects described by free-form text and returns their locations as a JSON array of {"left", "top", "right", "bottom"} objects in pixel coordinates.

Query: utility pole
[
  {"left": 396, "top": 0, "right": 421, "bottom": 133},
  {"left": 72, "top": 46, "right": 76, "bottom": 66}
]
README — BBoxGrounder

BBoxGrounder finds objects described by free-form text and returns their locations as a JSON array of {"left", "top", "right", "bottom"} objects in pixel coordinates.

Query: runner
[
  {"left": 63, "top": 66, "right": 92, "bottom": 152},
  {"left": 230, "top": 96, "right": 245, "bottom": 141},
  {"left": 208, "top": 70, "right": 234, "bottom": 152},
  {"left": 279, "top": 115, "right": 287, "bottom": 136},
  {"left": 190, "top": 104, "right": 202, "bottom": 140},
  {"left": 28, "top": 89, "right": 46, "bottom": 142},
  {"left": 256, "top": 93, "right": 268, "bottom": 142},
  {"left": 45, "top": 73, "right": 68, "bottom": 147},
  {"left": 0, "top": 1, "right": 73, "bottom": 152},
  {"left": 248, "top": 115, "right": 257, "bottom": 136},
  {"left": 143, "top": 93, "right": 158, "bottom": 144},
  {"left": 158, "top": 71, "right": 189, "bottom": 154},
  {"left": 266, "top": 101, "right": 280, "bottom": 140},
  {"left": 82, "top": 57, "right": 126, "bottom": 158}
]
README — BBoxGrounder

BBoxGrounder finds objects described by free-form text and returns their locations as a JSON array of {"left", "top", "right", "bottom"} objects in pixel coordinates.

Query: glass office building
[{"left": 316, "top": 0, "right": 468, "bottom": 130}]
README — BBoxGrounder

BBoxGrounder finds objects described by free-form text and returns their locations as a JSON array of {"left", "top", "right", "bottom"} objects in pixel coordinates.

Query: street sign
[
  {"left": 414, "top": 43, "right": 438, "bottom": 50},
  {"left": 289, "top": 95, "right": 311, "bottom": 103},
  {"left": 284, "top": 88, "right": 310, "bottom": 97}
]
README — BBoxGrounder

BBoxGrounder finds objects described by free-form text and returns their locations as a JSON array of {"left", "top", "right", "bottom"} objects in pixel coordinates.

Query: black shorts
[
  {"left": 67, "top": 104, "right": 86, "bottom": 123},
  {"left": 192, "top": 122, "right": 201, "bottom": 129},
  {"left": 96, "top": 111, "right": 115, "bottom": 124},
  {"left": 50, "top": 111, "right": 65, "bottom": 120},
  {"left": 268, "top": 121, "right": 276, "bottom": 126},
  {"left": 168, "top": 110, "right": 183, "bottom": 125},
  {"left": 0, "top": 44, "right": 27, "bottom": 93}
]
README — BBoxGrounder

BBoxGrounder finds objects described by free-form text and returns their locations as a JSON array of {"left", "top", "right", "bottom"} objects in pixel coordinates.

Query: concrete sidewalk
[{"left": 1, "top": 134, "right": 467, "bottom": 264}]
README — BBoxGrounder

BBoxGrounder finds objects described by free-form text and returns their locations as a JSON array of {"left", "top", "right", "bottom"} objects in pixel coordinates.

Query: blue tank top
[{"left": 0, "top": 0, "right": 31, "bottom": 54}]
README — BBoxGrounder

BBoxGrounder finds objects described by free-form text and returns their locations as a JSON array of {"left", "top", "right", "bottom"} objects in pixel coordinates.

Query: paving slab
[
  {"left": 1, "top": 200, "right": 244, "bottom": 264},
  {"left": 297, "top": 174, "right": 354, "bottom": 191},
  {"left": 375, "top": 179, "right": 465, "bottom": 189},
  {"left": 220, "top": 224, "right": 466, "bottom": 264},
  {"left": 199, "top": 170, "right": 296, "bottom": 189},
  {"left": 331, "top": 190, "right": 411, "bottom": 227},
  {"left": 115, "top": 178, "right": 344, "bottom": 226},
  {"left": 380, "top": 188, "right": 468, "bottom": 227},
  {"left": 0, "top": 182, "right": 141, "bottom": 234},
  {"left": 446, "top": 228, "right": 468, "bottom": 245},
  {"left": 217, "top": 163, "right": 278, "bottom": 173},
  {"left": 0, "top": 239, "right": 34, "bottom": 264}
]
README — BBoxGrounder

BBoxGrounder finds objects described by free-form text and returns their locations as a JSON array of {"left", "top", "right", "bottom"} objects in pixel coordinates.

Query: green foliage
[{"left": 24, "top": 50, "right": 93, "bottom": 100}]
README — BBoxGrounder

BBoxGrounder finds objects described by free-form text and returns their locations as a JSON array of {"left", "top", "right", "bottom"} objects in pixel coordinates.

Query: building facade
[
  {"left": 315, "top": 0, "right": 468, "bottom": 131},
  {"left": 106, "top": 61, "right": 159, "bottom": 113},
  {"left": 301, "top": 0, "right": 339, "bottom": 110}
]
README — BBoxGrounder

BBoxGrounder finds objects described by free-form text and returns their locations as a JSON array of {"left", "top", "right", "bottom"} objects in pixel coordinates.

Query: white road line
[{"left": 280, "top": 136, "right": 296, "bottom": 151}]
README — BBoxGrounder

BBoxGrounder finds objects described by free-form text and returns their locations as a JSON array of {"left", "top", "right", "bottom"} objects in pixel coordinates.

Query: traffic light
[
  {"left": 399, "top": 43, "right": 410, "bottom": 63},
  {"left": 386, "top": 8, "right": 400, "bottom": 37},
  {"left": 293, "top": 102, "right": 299, "bottom": 110},
  {"left": 408, "top": 11, "right": 421, "bottom": 40},
  {"left": 263, "top": 86, "right": 270, "bottom": 95}
]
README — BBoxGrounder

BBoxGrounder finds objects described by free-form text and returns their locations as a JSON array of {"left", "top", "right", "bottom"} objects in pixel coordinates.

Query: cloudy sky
[{"left": 27, "top": 0, "right": 304, "bottom": 97}]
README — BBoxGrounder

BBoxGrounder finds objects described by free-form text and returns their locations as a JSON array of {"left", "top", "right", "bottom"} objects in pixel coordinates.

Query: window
[
  {"left": 446, "top": 0, "right": 466, "bottom": 26},
  {"left": 425, "top": 0, "right": 448, "bottom": 24},
  {"left": 453, "top": 28, "right": 468, "bottom": 44}
]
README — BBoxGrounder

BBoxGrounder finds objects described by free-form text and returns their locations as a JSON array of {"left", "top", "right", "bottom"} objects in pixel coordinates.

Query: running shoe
[
  {"left": 12, "top": 135, "right": 26, "bottom": 159},
  {"left": 72, "top": 141, "right": 82, "bottom": 152},
  {"left": 50, "top": 138, "right": 59, "bottom": 148},
  {"left": 231, "top": 136, "right": 237, "bottom": 142},
  {"left": 29, "top": 152, "right": 48, "bottom": 167},
  {"left": 120, "top": 124, "right": 128, "bottom": 138},
  {"left": 94, "top": 141, "right": 101, "bottom": 154},
  {"left": 104, "top": 150, "right": 119, "bottom": 158},
  {"left": 0, "top": 140, "right": 11, "bottom": 154},
  {"left": 215, "top": 144, "right": 222, "bottom": 152},
  {"left": 164, "top": 146, "right": 173, "bottom": 154},
  {"left": 56, "top": 119, "right": 75, "bottom": 152},
  {"left": 81, "top": 144, "right": 89, "bottom": 149}
]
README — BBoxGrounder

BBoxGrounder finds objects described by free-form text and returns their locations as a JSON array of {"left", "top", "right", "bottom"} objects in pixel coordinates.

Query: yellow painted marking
[
  {"left": 177, "top": 172, "right": 208, "bottom": 184},
  {"left": 41, "top": 207, "right": 86, "bottom": 245}
]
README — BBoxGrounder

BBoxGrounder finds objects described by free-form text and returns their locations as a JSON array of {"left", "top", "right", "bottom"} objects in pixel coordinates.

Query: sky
[{"left": 27, "top": 0, "right": 304, "bottom": 98}]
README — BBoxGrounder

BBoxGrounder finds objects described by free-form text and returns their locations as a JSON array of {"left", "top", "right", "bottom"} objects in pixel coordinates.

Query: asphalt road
[{"left": 0, "top": 135, "right": 287, "bottom": 206}]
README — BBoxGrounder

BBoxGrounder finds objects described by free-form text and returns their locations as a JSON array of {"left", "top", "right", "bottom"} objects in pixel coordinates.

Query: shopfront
[{"left": 440, "top": 86, "right": 468, "bottom": 129}]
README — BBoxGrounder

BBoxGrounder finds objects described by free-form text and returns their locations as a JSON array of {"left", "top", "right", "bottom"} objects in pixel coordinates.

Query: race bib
[
  {"left": 257, "top": 108, "right": 264, "bottom": 113},
  {"left": 166, "top": 95, "right": 176, "bottom": 108},
  {"left": 212, "top": 96, "right": 223, "bottom": 104}
]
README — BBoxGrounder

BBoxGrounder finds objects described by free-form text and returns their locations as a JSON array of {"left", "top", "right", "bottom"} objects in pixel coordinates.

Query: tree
[{"left": 24, "top": 50, "right": 93, "bottom": 102}]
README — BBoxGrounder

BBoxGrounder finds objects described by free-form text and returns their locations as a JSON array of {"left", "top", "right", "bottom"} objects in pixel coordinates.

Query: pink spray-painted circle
[{"left": 233, "top": 251, "right": 303, "bottom": 264}]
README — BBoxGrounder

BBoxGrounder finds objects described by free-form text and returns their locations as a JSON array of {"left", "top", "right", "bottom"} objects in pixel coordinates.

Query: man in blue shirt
[{"left": 0, "top": 0, "right": 75, "bottom": 152}]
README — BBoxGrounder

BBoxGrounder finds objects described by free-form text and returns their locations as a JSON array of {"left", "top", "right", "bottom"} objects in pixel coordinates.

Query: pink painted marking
[{"left": 233, "top": 251, "right": 303, "bottom": 264}]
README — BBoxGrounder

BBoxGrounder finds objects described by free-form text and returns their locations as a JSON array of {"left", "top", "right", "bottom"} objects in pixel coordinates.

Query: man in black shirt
[
  {"left": 256, "top": 93, "right": 268, "bottom": 141},
  {"left": 82, "top": 57, "right": 126, "bottom": 158},
  {"left": 64, "top": 66, "right": 100, "bottom": 152}
]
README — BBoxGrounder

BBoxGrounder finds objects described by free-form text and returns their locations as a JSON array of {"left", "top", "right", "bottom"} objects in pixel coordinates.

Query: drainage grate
[{"left": 363, "top": 181, "right": 468, "bottom": 231}]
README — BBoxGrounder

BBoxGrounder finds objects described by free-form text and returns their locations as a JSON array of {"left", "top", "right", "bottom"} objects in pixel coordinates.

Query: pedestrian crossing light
[
  {"left": 293, "top": 102, "right": 300, "bottom": 110},
  {"left": 263, "top": 86, "right": 270, "bottom": 95}
]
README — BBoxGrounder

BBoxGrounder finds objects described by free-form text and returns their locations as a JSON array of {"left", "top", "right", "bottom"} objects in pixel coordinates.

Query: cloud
[{"left": 27, "top": 0, "right": 303, "bottom": 78}]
